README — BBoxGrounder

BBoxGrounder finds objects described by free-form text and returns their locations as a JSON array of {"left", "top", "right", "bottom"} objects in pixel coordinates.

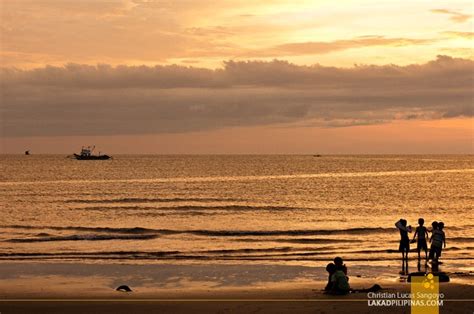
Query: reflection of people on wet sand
[
  {"left": 412, "top": 218, "right": 429, "bottom": 265},
  {"left": 395, "top": 219, "right": 412, "bottom": 274}
]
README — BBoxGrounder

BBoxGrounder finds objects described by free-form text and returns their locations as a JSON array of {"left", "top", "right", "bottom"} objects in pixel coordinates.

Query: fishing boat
[{"left": 73, "top": 146, "right": 111, "bottom": 160}]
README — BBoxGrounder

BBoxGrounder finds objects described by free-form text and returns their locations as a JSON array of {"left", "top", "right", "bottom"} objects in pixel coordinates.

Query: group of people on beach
[
  {"left": 324, "top": 257, "right": 350, "bottom": 295},
  {"left": 323, "top": 257, "right": 382, "bottom": 295},
  {"left": 322, "top": 218, "right": 447, "bottom": 295},
  {"left": 396, "top": 218, "right": 446, "bottom": 273}
]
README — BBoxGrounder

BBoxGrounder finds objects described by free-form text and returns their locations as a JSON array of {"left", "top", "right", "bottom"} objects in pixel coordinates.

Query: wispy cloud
[
  {"left": 431, "top": 9, "right": 471, "bottom": 23},
  {"left": 245, "top": 36, "right": 434, "bottom": 57},
  {"left": 440, "top": 47, "right": 473, "bottom": 58},
  {"left": 442, "top": 31, "right": 474, "bottom": 39}
]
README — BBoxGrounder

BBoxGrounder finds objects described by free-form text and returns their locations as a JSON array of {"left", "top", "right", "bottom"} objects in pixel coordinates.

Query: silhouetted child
[
  {"left": 429, "top": 221, "right": 439, "bottom": 260},
  {"left": 395, "top": 219, "right": 411, "bottom": 258},
  {"left": 412, "top": 218, "right": 429, "bottom": 262},
  {"left": 429, "top": 221, "right": 438, "bottom": 235},
  {"left": 396, "top": 219, "right": 411, "bottom": 274},
  {"left": 430, "top": 222, "right": 446, "bottom": 262},
  {"left": 325, "top": 263, "right": 336, "bottom": 291},
  {"left": 329, "top": 266, "right": 350, "bottom": 295},
  {"left": 334, "top": 256, "right": 348, "bottom": 275},
  {"left": 438, "top": 222, "right": 446, "bottom": 258}
]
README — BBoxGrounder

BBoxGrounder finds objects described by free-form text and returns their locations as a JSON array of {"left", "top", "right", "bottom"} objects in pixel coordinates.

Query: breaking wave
[
  {"left": 2, "top": 224, "right": 393, "bottom": 237},
  {"left": 65, "top": 197, "right": 241, "bottom": 204},
  {"left": 8, "top": 234, "right": 158, "bottom": 242}
]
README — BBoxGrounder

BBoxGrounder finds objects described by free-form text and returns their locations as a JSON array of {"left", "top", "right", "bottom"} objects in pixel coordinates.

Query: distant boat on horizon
[{"left": 72, "top": 146, "right": 111, "bottom": 160}]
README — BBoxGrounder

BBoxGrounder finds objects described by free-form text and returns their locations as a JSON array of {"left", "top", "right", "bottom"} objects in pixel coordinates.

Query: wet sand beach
[{"left": 0, "top": 262, "right": 472, "bottom": 313}]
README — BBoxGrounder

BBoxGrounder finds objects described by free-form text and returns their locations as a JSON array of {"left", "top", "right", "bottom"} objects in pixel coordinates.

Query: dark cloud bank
[{"left": 1, "top": 55, "right": 472, "bottom": 137}]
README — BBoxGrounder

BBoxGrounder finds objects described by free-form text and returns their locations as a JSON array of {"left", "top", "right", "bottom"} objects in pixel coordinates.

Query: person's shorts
[
  {"left": 430, "top": 245, "right": 442, "bottom": 259},
  {"left": 417, "top": 239, "right": 428, "bottom": 251},
  {"left": 399, "top": 239, "right": 410, "bottom": 252}
]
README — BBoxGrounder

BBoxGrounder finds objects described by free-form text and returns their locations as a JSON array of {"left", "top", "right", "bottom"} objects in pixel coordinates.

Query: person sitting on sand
[
  {"left": 329, "top": 264, "right": 350, "bottom": 295},
  {"left": 395, "top": 219, "right": 412, "bottom": 274},
  {"left": 324, "top": 263, "right": 336, "bottom": 291},
  {"left": 412, "top": 218, "right": 429, "bottom": 262},
  {"left": 334, "top": 256, "right": 348, "bottom": 275}
]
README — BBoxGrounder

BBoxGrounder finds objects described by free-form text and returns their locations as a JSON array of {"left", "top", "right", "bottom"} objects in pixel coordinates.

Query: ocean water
[{"left": 1, "top": 155, "right": 473, "bottom": 271}]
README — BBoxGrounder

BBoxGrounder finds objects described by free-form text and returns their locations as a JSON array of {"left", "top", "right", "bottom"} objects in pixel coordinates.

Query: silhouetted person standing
[
  {"left": 437, "top": 222, "right": 446, "bottom": 259},
  {"left": 430, "top": 221, "right": 446, "bottom": 263},
  {"left": 412, "top": 218, "right": 429, "bottom": 264},
  {"left": 395, "top": 219, "right": 412, "bottom": 274},
  {"left": 429, "top": 221, "right": 439, "bottom": 260}
]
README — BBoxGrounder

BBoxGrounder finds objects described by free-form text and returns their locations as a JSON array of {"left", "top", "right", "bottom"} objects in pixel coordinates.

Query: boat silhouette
[{"left": 73, "top": 146, "right": 111, "bottom": 160}]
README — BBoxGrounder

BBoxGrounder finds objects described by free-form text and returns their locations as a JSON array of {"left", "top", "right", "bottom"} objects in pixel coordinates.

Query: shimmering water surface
[{"left": 1, "top": 155, "right": 473, "bottom": 270}]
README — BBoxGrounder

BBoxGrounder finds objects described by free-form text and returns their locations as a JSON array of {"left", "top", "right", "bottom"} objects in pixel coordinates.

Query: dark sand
[
  {"left": 0, "top": 262, "right": 472, "bottom": 313},
  {"left": 0, "top": 300, "right": 470, "bottom": 314}
]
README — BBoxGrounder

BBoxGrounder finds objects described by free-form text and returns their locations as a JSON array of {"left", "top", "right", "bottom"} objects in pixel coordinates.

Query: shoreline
[
  {"left": 0, "top": 261, "right": 472, "bottom": 297},
  {"left": 0, "top": 261, "right": 472, "bottom": 313}
]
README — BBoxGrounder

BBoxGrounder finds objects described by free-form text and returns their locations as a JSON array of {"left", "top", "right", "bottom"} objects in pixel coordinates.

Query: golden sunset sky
[{"left": 0, "top": 0, "right": 473, "bottom": 153}]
